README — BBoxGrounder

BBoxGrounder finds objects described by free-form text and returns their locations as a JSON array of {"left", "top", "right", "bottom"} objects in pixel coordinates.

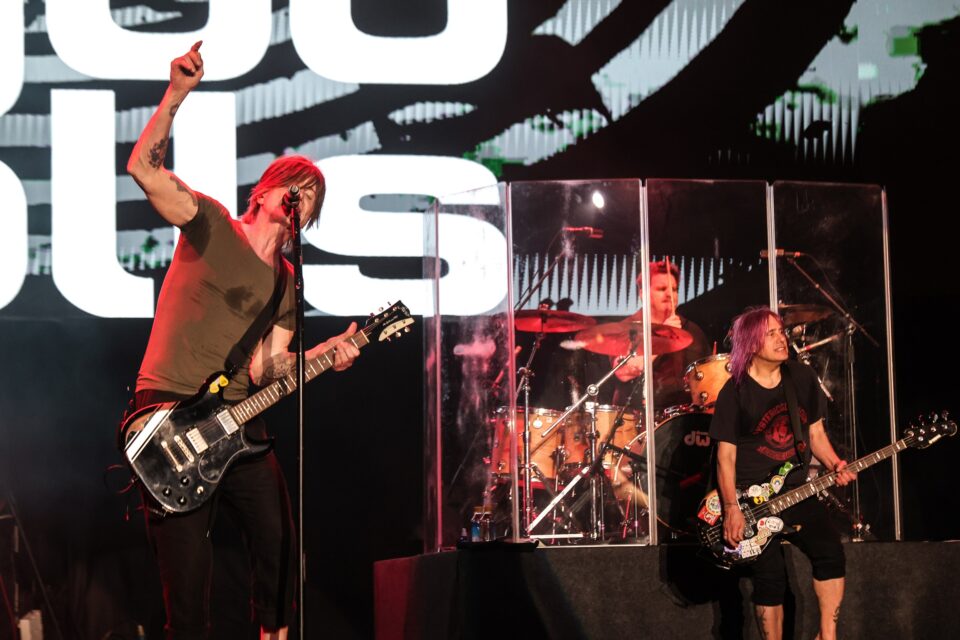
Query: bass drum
[{"left": 610, "top": 405, "right": 715, "bottom": 537}]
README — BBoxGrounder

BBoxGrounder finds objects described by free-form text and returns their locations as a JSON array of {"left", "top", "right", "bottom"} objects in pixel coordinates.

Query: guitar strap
[
  {"left": 223, "top": 265, "right": 288, "bottom": 380},
  {"left": 780, "top": 363, "right": 810, "bottom": 465}
]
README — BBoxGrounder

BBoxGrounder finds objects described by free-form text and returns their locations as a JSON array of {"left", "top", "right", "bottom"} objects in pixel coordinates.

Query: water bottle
[
  {"left": 480, "top": 510, "right": 493, "bottom": 541},
  {"left": 470, "top": 506, "right": 483, "bottom": 542}
]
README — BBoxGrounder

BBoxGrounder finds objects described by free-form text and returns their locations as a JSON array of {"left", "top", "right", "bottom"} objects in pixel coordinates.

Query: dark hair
[
  {"left": 729, "top": 306, "right": 782, "bottom": 385},
  {"left": 244, "top": 155, "right": 325, "bottom": 228}
]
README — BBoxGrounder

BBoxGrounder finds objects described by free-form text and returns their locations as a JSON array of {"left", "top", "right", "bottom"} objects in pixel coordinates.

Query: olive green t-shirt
[{"left": 137, "top": 194, "right": 295, "bottom": 401}]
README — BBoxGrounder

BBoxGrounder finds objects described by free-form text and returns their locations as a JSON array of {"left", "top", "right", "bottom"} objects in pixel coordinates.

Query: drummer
[{"left": 608, "top": 259, "right": 710, "bottom": 408}]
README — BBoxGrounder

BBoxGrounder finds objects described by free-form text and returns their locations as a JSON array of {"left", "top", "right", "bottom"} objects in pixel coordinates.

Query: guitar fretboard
[
  {"left": 755, "top": 436, "right": 913, "bottom": 517},
  {"left": 228, "top": 330, "right": 371, "bottom": 424}
]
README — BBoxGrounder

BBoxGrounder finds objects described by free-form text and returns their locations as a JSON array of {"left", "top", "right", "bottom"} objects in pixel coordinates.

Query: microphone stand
[
  {"left": 514, "top": 230, "right": 568, "bottom": 311},
  {"left": 783, "top": 256, "right": 876, "bottom": 541},
  {"left": 286, "top": 189, "right": 307, "bottom": 639}
]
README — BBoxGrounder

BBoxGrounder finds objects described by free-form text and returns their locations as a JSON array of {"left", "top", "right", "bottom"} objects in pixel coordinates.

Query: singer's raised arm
[{"left": 127, "top": 41, "right": 204, "bottom": 227}]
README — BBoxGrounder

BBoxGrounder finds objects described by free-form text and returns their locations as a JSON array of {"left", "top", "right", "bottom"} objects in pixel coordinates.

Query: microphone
[
  {"left": 760, "top": 249, "right": 804, "bottom": 259},
  {"left": 282, "top": 185, "right": 300, "bottom": 214},
  {"left": 562, "top": 226, "right": 604, "bottom": 239}
]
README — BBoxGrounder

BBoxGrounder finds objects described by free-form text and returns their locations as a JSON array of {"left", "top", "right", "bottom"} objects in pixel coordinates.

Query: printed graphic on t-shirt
[{"left": 753, "top": 402, "right": 807, "bottom": 461}]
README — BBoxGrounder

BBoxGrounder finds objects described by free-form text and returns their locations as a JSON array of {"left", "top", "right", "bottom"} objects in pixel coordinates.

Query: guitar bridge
[
  {"left": 216, "top": 410, "right": 240, "bottom": 435},
  {"left": 160, "top": 440, "right": 183, "bottom": 473}
]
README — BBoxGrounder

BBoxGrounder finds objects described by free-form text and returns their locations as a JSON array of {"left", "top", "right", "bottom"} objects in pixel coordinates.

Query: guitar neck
[
  {"left": 762, "top": 436, "right": 914, "bottom": 515},
  {"left": 229, "top": 330, "right": 371, "bottom": 424}
]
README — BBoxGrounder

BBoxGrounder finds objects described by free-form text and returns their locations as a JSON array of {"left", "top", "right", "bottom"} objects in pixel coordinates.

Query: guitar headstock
[
  {"left": 904, "top": 410, "right": 957, "bottom": 449},
  {"left": 365, "top": 300, "right": 414, "bottom": 343}
]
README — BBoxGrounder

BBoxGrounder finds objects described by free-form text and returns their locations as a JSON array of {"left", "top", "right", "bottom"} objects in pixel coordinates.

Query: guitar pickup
[
  {"left": 173, "top": 435, "right": 195, "bottom": 464},
  {"left": 216, "top": 410, "right": 240, "bottom": 435},
  {"left": 186, "top": 428, "right": 209, "bottom": 454}
]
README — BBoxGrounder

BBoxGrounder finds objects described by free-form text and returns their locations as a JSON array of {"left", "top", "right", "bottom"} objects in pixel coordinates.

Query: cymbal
[
  {"left": 515, "top": 309, "right": 597, "bottom": 333},
  {"left": 779, "top": 303, "right": 834, "bottom": 325},
  {"left": 574, "top": 321, "right": 692, "bottom": 356}
]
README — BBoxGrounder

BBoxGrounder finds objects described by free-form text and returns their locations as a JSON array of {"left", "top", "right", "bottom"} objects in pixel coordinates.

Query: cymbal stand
[
  {"left": 783, "top": 257, "right": 878, "bottom": 540},
  {"left": 529, "top": 340, "right": 641, "bottom": 536},
  {"left": 517, "top": 329, "right": 545, "bottom": 534}
]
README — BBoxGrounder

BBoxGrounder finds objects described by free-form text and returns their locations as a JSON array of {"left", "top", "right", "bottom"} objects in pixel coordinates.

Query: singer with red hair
[{"left": 126, "top": 42, "right": 360, "bottom": 640}]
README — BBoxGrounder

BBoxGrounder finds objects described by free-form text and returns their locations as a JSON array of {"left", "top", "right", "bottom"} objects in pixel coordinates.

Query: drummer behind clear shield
[{"left": 610, "top": 260, "right": 710, "bottom": 408}]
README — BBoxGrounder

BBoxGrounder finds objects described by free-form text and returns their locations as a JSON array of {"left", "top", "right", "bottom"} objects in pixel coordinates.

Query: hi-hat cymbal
[
  {"left": 515, "top": 309, "right": 597, "bottom": 333},
  {"left": 574, "top": 321, "right": 692, "bottom": 356},
  {"left": 779, "top": 303, "right": 834, "bottom": 325}
]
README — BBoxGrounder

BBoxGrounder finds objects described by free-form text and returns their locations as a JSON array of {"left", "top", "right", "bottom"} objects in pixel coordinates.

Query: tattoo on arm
[
  {"left": 168, "top": 174, "right": 198, "bottom": 207},
  {"left": 148, "top": 137, "right": 169, "bottom": 169},
  {"left": 169, "top": 102, "right": 182, "bottom": 117},
  {"left": 261, "top": 355, "right": 294, "bottom": 382},
  {"left": 833, "top": 605, "right": 840, "bottom": 623}
]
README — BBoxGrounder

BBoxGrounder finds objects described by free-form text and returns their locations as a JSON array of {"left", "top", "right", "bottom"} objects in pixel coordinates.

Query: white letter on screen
[
  {"left": 290, "top": 0, "right": 508, "bottom": 84},
  {"left": 173, "top": 92, "right": 238, "bottom": 217},
  {"left": 46, "top": 0, "right": 271, "bottom": 81},
  {"left": 0, "top": 163, "right": 28, "bottom": 310},
  {"left": 51, "top": 89, "right": 154, "bottom": 318},
  {"left": 303, "top": 154, "right": 506, "bottom": 316}
]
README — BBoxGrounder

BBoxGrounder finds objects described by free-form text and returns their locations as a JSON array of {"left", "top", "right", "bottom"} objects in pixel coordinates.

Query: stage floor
[{"left": 375, "top": 541, "right": 960, "bottom": 639}]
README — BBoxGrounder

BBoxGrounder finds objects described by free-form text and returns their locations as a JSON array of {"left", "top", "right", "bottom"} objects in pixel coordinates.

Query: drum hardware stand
[
  {"left": 529, "top": 341, "right": 641, "bottom": 536},
  {"left": 516, "top": 324, "right": 546, "bottom": 536},
  {"left": 789, "top": 336, "right": 838, "bottom": 402},
  {"left": 783, "top": 257, "right": 880, "bottom": 542},
  {"left": 0, "top": 488, "right": 65, "bottom": 640}
]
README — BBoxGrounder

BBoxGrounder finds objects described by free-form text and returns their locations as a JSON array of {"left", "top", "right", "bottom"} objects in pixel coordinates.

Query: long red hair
[{"left": 244, "top": 155, "right": 325, "bottom": 228}]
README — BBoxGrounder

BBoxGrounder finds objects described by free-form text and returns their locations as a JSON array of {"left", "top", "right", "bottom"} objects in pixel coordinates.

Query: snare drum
[
  {"left": 609, "top": 404, "right": 714, "bottom": 535},
  {"left": 561, "top": 404, "right": 641, "bottom": 468},
  {"left": 683, "top": 353, "right": 732, "bottom": 407},
  {"left": 490, "top": 407, "right": 563, "bottom": 480}
]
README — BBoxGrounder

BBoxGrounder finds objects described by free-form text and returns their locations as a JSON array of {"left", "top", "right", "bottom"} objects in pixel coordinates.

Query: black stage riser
[{"left": 375, "top": 542, "right": 960, "bottom": 639}]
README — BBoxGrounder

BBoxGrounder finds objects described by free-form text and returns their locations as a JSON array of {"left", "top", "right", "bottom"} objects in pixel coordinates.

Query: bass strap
[{"left": 780, "top": 363, "right": 809, "bottom": 464}]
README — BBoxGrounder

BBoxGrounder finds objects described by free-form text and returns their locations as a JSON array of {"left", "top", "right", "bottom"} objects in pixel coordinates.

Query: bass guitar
[
  {"left": 120, "top": 301, "right": 413, "bottom": 514},
  {"left": 697, "top": 411, "right": 955, "bottom": 567}
]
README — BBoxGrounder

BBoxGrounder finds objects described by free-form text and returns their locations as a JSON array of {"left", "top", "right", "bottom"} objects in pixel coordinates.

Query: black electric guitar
[
  {"left": 121, "top": 301, "right": 413, "bottom": 514},
  {"left": 697, "top": 411, "right": 956, "bottom": 567}
]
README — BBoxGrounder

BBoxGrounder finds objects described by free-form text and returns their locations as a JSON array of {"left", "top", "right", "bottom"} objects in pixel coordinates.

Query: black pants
[
  {"left": 748, "top": 497, "right": 845, "bottom": 606},
  {"left": 135, "top": 389, "right": 296, "bottom": 639}
]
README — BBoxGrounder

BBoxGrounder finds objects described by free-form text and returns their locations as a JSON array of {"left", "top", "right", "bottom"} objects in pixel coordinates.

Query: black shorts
[{"left": 748, "top": 497, "right": 845, "bottom": 606}]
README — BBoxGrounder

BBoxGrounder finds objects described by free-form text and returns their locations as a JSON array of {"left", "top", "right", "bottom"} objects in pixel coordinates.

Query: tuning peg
[
  {"left": 929, "top": 412, "right": 939, "bottom": 423},
  {"left": 378, "top": 307, "right": 384, "bottom": 312},
  {"left": 404, "top": 326, "right": 411, "bottom": 333},
  {"left": 369, "top": 312, "right": 374, "bottom": 317}
]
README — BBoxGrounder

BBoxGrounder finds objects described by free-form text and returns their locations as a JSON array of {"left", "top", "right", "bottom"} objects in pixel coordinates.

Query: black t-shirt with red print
[{"left": 709, "top": 360, "right": 827, "bottom": 488}]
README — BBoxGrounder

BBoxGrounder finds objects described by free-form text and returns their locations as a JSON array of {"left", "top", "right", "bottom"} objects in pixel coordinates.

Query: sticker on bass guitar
[
  {"left": 739, "top": 539, "right": 761, "bottom": 558},
  {"left": 761, "top": 483, "right": 773, "bottom": 497},
  {"left": 698, "top": 503, "right": 720, "bottom": 525},
  {"left": 770, "top": 475, "right": 784, "bottom": 493},
  {"left": 706, "top": 494, "right": 722, "bottom": 515},
  {"left": 747, "top": 485, "right": 762, "bottom": 498},
  {"left": 764, "top": 516, "right": 784, "bottom": 533},
  {"left": 778, "top": 461, "right": 794, "bottom": 476}
]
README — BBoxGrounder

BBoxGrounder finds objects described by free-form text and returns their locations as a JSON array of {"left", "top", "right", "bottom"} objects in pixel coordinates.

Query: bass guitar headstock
[
  {"left": 364, "top": 300, "right": 414, "bottom": 343},
  {"left": 904, "top": 410, "right": 956, "bottom": 449}
]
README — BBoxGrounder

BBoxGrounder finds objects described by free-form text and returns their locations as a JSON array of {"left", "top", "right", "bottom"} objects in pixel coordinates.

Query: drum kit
[{"left": 487, "top": 308, "right": 734, "bottom": 543}]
